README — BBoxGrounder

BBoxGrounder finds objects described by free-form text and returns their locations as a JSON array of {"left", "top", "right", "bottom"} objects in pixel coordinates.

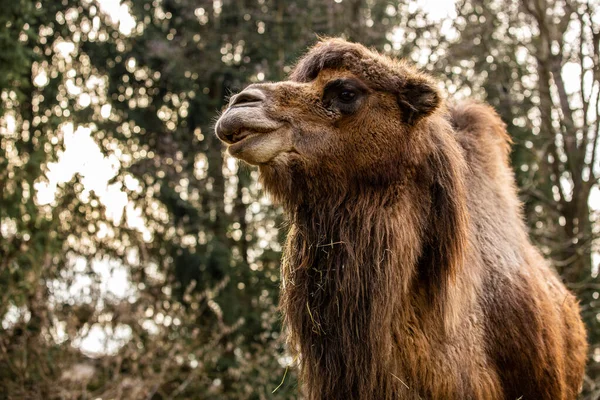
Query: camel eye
[
  {"left": 338, "top": 90, "right": 356, "bottom": 103},
  {"left": 322, "top": 78, "right": 366, "bottom": 114}
]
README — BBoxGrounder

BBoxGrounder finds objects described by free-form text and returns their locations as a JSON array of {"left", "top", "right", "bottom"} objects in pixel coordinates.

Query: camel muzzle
[
  {"left": 215, "top": 86, "right": 281, "bottom": 145},
  {"left": 214, "top": 85, "right": 292, "bottom": 165}
]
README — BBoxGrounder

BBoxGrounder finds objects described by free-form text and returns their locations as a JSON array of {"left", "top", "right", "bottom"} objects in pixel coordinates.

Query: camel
[{"left": 215, "top": 38, "right": 587, "bottom": 400}]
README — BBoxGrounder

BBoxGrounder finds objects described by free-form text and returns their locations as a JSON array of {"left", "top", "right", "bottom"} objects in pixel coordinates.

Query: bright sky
[
  {"left": 417, "top": 0, "right": 457, "bottom": 21},
  {"left": 97, "top": 0, "right": 136, "bottom": 35}
]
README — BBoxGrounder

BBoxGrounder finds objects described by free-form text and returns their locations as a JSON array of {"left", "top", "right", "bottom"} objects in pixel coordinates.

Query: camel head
[{"left": 216, "top": 38, "right": 458, "bottom": 208}]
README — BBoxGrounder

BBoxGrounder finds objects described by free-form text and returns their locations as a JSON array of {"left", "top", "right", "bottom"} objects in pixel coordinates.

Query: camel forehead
[
  {"left": 312, "top": 69, "right": 360, "bottom": 86},
  {"left": 289, "top": 39, "right": 381, "bottom": 82},
  {"left": 271, "top": 70, "right": 365, "bottom": 101},
  {"left": 289, "top": 39, "right": 407, "bottom": 89}
]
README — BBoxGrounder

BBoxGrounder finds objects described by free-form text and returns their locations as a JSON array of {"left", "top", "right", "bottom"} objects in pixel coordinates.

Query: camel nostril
[{"left": 229, "top": 88, "right": 266, "bottom": 107}]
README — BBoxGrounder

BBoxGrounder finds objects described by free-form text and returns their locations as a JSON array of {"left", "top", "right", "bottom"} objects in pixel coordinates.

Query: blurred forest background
[{"left": 1, "top": 0, "right": 600, "bottom": 398}]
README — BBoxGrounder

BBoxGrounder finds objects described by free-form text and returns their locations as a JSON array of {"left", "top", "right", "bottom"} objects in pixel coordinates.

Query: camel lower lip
[{"left": 227, "top": 133, "right": 262, "bottom": 154}]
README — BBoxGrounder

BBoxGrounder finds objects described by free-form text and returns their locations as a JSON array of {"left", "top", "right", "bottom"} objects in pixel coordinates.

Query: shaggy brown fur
[{"left": 215, "top": 38, "right": 588, "bottom": 399}]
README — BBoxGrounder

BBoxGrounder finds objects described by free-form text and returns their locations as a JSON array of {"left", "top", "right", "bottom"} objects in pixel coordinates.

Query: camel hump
[{"left": 449, "top": 101, "right": 513, "bottom": 178}]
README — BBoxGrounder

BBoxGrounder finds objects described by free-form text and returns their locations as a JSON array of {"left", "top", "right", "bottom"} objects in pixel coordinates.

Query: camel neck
[{"left": 280, "top": 196, "right": 421, "bottom": 399}]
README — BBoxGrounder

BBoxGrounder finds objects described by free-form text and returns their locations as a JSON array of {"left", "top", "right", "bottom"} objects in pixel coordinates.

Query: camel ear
[
  {"left": 418, "top": 137, "right": 468, "bottom": 305},
  {"left": 397, "top": 76, "right": 441, "bottom": 125}
]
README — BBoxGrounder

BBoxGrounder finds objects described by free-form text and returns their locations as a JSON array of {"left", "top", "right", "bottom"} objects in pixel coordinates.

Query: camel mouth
[
  {"left": 227, "top": 130, "right": 268, "bottom": 153},
  {"left": 225, "top": 127, "right": 294, "bottom": 165},
  {"left": 226, "top": 129, "right": 258, "bottom": 145}
]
